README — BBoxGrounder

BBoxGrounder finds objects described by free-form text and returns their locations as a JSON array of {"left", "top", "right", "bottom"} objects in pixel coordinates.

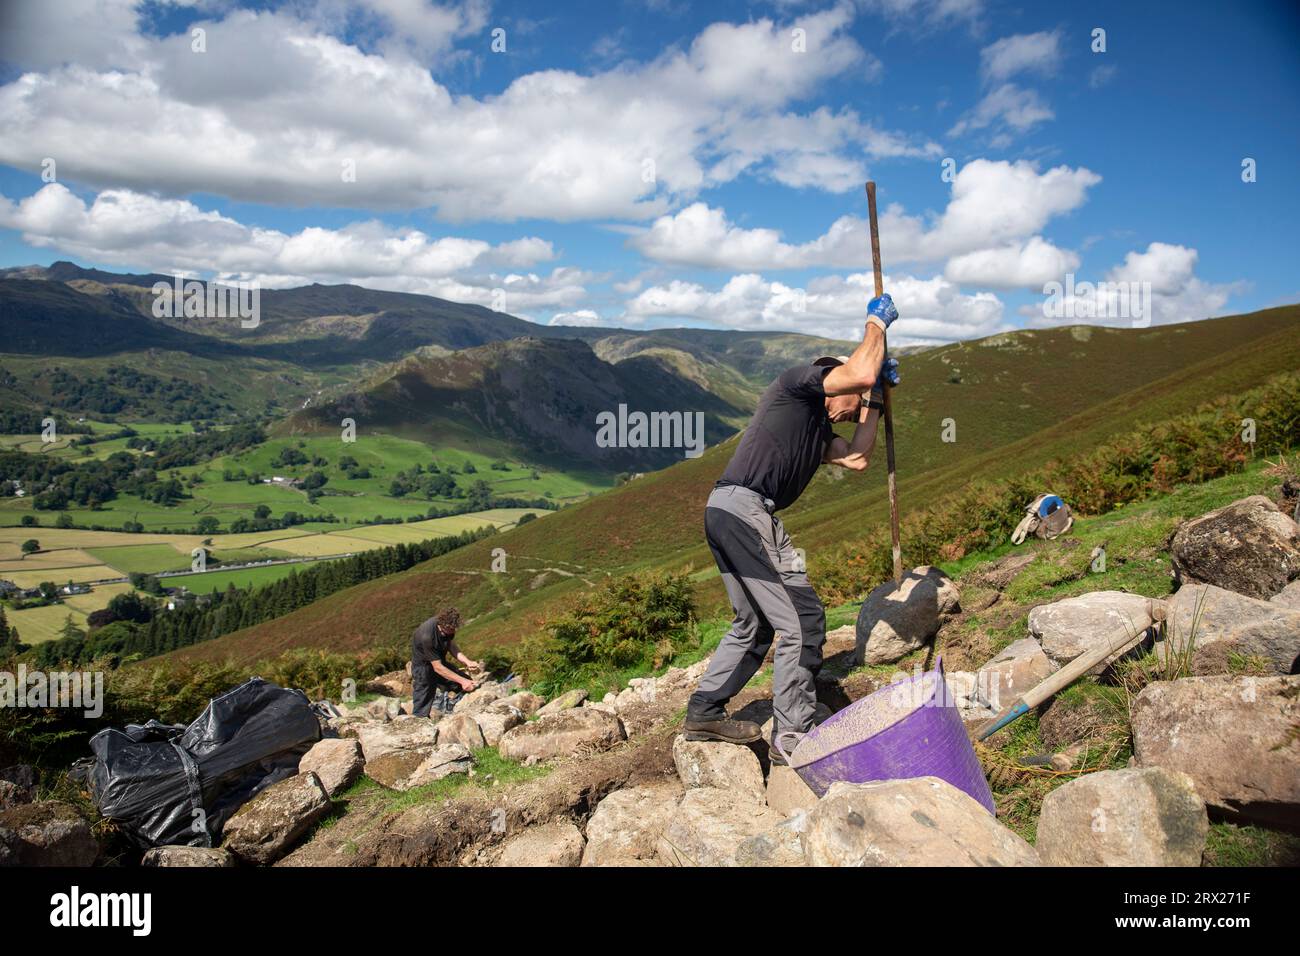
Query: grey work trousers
[{"left": 687, "top": 485, "right": 826, "bottom": 738}]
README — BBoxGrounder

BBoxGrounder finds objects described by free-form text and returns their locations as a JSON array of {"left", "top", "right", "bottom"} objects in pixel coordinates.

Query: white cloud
[
  {"left": 0, "top": 183, "right": 577, "bottom": 309},
  {"left": 944, "top": 237, "right": 1079, "bottom": 289},
  {"left": 948, "top": 83, "right": 1054, "bottom": 137},
  {"left": 980, "top": 31, "right": 1062, "bottom": 82},
  {"left": 623, "top": 271, "right": 1007, "bottom": 345},
  {"left": 1022, "top": 242, "right": 1240, "bottom": 327},
  {"left": 0, "top": 4, "right": 934, "bottom": 222},
  {"left": 629, "top": 160, "right": 1098, "bottom": 285}
]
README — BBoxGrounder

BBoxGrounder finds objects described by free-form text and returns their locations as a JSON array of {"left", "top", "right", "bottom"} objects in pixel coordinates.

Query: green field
[
  {"left": 167, "top": 560, "right": 342, "bottom": 594},
  {"left": 85, "top": 543, "right": 195, "bottom": 574},
  {"left": 0, "top": 431, "right": 607, "bottom": 532},
  {"left": 1, "top": 506, "right": 546, "bottom": 643}
]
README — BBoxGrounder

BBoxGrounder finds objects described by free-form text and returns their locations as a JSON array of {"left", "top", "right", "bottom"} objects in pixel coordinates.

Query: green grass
[
  {"left": 85, "top": 543, "right": 193, "bottom": 574},
  {"left": 1203, "top": 822, "right": 1300, "bottom": 867},
  {"left": 337, "top": 745, "right": 552, "bottom": 815},
  {"left": 167, "top": 560, "right": 342, "bottom": 594},
  {"left": 0, "top": 430, "right": 607, "bottom": 532}
]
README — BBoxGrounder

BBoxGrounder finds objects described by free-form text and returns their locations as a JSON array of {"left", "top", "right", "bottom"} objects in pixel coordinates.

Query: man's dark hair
[{"left": 435, "top": 607, "right": 462, "bottom": 632}]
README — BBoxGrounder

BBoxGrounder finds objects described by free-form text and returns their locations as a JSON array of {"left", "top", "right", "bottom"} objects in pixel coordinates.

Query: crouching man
[
  {"left": 683, "top": 294, "right": 902, "bottom": 762},
  {"left": 411, "top": 607, "right": 482, "bottom": 717}
]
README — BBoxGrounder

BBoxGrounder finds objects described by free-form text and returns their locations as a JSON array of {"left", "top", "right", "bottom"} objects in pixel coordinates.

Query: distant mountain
[
  {"left": 0, "top": 261, "right": 855, "bottom": 373},
  {"left": 285, "top": 336, "right": 748, "bottom": 470},
  {"left": 0, "top": 262, "right": 859, "bottom": 440}
]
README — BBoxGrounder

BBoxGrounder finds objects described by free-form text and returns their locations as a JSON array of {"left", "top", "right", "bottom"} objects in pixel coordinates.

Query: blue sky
[{"left": 0, "top": 0, "right": 1296, "bottom": 344}]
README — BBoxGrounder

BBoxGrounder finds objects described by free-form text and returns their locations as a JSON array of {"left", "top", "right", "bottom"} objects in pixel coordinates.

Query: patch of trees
[
  {"left": 125, "top": 422, "right": 266, "bottom": 469},
  {"left": 43, "top": 366, "right": 234, "bottom": 422},
  {"left": 0, "top": 408, "right": 79, "bottom": 435}
]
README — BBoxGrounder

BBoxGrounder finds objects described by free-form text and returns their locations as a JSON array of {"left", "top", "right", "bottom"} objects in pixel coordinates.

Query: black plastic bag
[{"left": 88, "top": 678, "right": 321, "bottom": 848}]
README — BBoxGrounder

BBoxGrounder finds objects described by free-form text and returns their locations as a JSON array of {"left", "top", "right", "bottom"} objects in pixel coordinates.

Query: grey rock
[
  {"left": 0, "top": 801, "right": 99, "bottom": 867},
  {"left": 1170, "top": 495, "right": 1300, "bottom": 599},
  {"left": 582, "top": 782, "right": 683, "bottom": 866},
  {"left": 473, "top": 706, "right": 524, "bottom": 747},
  {"left": 1035, "top": 767, "right": 1208, "bottom": 866},
  {"left": 1161, "top": 583, "right": 1300, "bottom": 674},
  {"left": 975, "top": 638, "right": 1057, "bottom": 710},
  {"left": 353, "top": 715, "right": 440, "bottom": 763},
  {"left": 1131, "top": 675, "right": 1300, "bottom": 829},
  {"left": 535, "top": 688, "right": 588, "bottom": 717},
  {"left": 494, "top": 820, "right": 585, "bottom": 867},
  {"left": 802, "top": 778, "right": 1040, "bottom": 866},
  {"left": 142, "top": 846, "right": 237, "bottom": 867},
  {"left": 497, "top": 707, "right": 624, "bottom": 763},
  {"left": 222, "top": 772, "right": 332, "bottom": 865},
  {"left": 855, "top": 566, "right": 960, "bottom": 665},
  {"left": 298, "top": 738, "right": 364, "bottom": 797},
  {"left": 453, "top": 682, "right": 508, "bottom": 715},
  {"left": 672, "top": 736, "right": 765, "bottom": 803},
  {"left": 656, "top": 788, "right": 785, "bottom": 867},
  {"left": 437, "top": 712, "right": 487, "bottom": 750},
  {"left": 1271, "top": 579, "right": 1300, "bottom": 609},
  {"left": 1028, "top": 591, "right": 1155, "bottom": 670},
  {"left": 366, "top": 743, "right": 473, "bottom": 791}
]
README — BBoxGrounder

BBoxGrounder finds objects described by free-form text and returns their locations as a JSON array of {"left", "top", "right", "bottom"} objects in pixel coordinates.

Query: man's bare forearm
[{"left": 823, "top": 321, "right": 887, "bottom": 396}]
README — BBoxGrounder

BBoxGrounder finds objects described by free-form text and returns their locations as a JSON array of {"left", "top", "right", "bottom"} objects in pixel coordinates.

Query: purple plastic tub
[{"left": 787, "top": 659, "right": 995, "bottom": 814}]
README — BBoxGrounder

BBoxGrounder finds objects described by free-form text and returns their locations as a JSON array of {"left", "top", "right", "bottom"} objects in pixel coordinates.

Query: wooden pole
[{"left": 866, "top": 181, "right": 903, "bottom": 585}]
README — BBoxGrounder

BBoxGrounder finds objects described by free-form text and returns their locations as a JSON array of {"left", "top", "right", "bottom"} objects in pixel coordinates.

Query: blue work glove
[
  {"left": 867, "top": 293, "right": 898, "bottom": 328},
  {"left": 881, "top": 355, "right": 900, "bottom": 387},
  {"left": 867, "top": 356, "right": 899, "bottom": 405}
]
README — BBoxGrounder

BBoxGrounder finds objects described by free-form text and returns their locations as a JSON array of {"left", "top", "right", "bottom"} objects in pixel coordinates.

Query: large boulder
[
  {"left": 353, "top": 715, "right": 440, "bottom": 763},
  {"left": 672, "top": 737, "right": 765, "bottom": 803},
  {"left": 1035, "top": 767, "right": 1207, "bottom": 866},
  {"left": 141, "top": 846, "right": 237, "bottom": 867},
  {"left": 1161, "top": 583, "right": 1300, "bottom": 674},
  {"left": 855, "top": 566, "right": 960, "bottom": 665},
  {"left": 0, "top": 801, "right": 99, "bottom": 867},
  {"left": 473, "top": 706, "right": 524, "bottom": 747},
  {"left": 298, "top": 738, "right": 364, "bottom": 797},
  {"left": 494, "top": 820, "right": 585, "bottom": 867},
  {"left": 536, "top": 688, "right": 588, "bottom": 717},
  {"left": 802, "top": 778, "right": 1040, "bottom": 866},
  {"left": 437, "top": 713, "right": 487, "bottom": 751},
  {"left": 1028, "top": 591, "right": 1155, "bottom": 670},
  {"left": 365, "top": 743, "right": 473, "bottom": 791},
  {"left": 221, "top": 772, "right": 332, "bottom": 865},
  {"left": 1170, "top": 495, "right": 1300, "bottom": 599},
  {"left": 1131, "top": 675, "right": 1300, "bottom": 828},
  {"left": 453, "top": 683, "right": 508, "bottom": 715},
  {"left": 497, "top": 708, "right": 624, "bottom": 763},
  {"left": 656, "top": 788, "right": 785, "bottom": 867},
  {"left": 975, "top": 638, "right": 1057, "bottom": 710},
  {"left": 582, "top": 782, "right": 683, "bottom": 866}
]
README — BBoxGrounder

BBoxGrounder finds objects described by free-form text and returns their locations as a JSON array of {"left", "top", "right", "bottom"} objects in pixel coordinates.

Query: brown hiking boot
[{"left": 682, "top": 716, "right": 762, "bottom": 744}]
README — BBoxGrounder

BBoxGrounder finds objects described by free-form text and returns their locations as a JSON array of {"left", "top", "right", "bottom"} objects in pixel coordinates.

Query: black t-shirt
[
  {"left": 411, "top": 618, "right": 451, "bottom": 668},
  {"left": 718, "top": 364, "right": 834, "bottom": 511}
]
